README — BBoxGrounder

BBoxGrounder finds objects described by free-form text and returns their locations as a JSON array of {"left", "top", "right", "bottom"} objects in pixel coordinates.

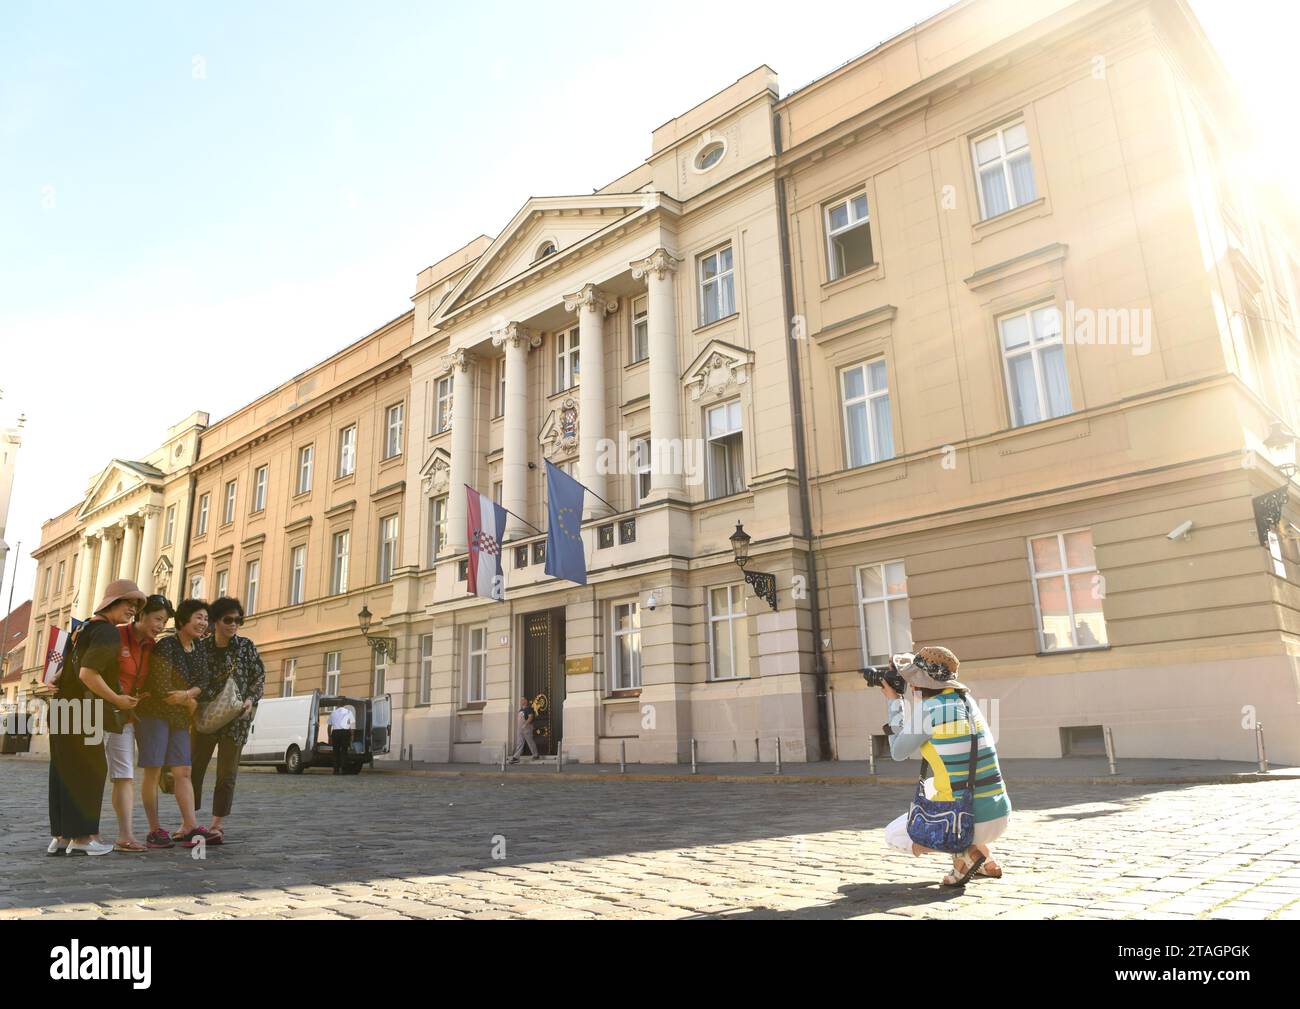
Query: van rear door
[{"left": 371, "top": 694, "right": 392, "bottom": 755}]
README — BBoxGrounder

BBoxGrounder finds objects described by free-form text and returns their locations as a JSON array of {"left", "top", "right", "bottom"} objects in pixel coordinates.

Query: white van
[{"left": 242, "top": 689, "right": 392, "bottom": 774}]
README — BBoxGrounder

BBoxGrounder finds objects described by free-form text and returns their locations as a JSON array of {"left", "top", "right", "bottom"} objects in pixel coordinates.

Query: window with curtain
[
  {"left": 841, "top": 359, "right": 894, "bottom": 467},
  {"left": 331, "top": 530, "right": 350, "bottom": 595},
  {"left": 297, "top": 445, "right": 313, "bottom": 495},
  {"left": 419, "top": 634, "right": 434, "bottom": 705},
  {"left": 1028, "top": 529, "right": 1108, "bottom": 651},
  {"left": 288, "top": 545, "right": 306, "bottom": 605},
  {"left": 428, "top": 495, "right": 448, "bottom": 565},
  {"left": 631, "top": 296, "right": 649, "bottom": 362},
  {"left": 825, "top": 191, "right": 873, "bottom": 280},
  {"left": 972, "top": 119, "right": 1037, "bottom": 219},
  {"left": 435, "top": 376, "right": 453, "bottom": 434},
  {"left": 253, "top": 465, "right": 268, "bottom": 512},
  {"left": 466, "top": 626, "right": 487, "bottom": 703},
  {"left": 338, "top": 425, "right": 357, "bottom": 477},
  {"left": 999, "top": 303, "right": 1072, "bottom": 427},
  {"left": 384, "top": 403, "right": 405, "bottom": 459},
  {"left": 610, "top": 601, "right": 642, "bottom": 690},
  {"left": 325, "top": 651, "right": 341, "bottom": 696},
  {"left": 706, "top": 400, "right": 745, "bottom": 499},
  {"left": 555, "top": 327, "right": 580, "bottom": 392},
  {"left": 708, "top": 584, "right": 750, "bottom": 680},
  {"left": 857, "top": 561, "right": 912, "bottom": 666},
  {"left": 699, "top": 245, "right": 735, "bottom": 326}
]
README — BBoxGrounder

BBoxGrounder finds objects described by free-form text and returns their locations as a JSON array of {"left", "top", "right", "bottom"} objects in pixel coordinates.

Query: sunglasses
[{"left": 219, "top": 616, "right": 244, "bottom": 626}]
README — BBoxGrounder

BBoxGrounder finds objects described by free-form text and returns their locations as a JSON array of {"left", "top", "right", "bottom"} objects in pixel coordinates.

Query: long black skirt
[{"left": 48, "top": 728, "right": 107, "bottom": 839}]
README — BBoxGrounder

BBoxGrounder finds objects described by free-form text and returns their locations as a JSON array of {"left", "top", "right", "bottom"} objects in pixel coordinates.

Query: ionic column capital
[
  {"left": 564, "top": 283, "right": 618, "bottom": 316},
  {"left": 630, "top": 248, "right": 682, "bottom": 281},
  {"left": 139, "top": 504, "right": 163, "bottom": 520},
  {"left": 440, "top": 348, "right": 474, "bottom": 375},
  {"left": 490, "top": 322, "right": 541, "bottom": 352}
]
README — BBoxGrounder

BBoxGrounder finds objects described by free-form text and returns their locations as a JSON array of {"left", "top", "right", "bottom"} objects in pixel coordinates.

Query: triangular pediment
[
  {"left": 419, "top": 447, "right": 452, "bottom": 495},
  {"left": 683, "top": 340, "right": 755, "bottom": 403},
  {"left": 433, "top": 193, "right": 658, "bottom": 323},
  {"left": 77, "top": 460, "right": 164, "bottom": 521}
]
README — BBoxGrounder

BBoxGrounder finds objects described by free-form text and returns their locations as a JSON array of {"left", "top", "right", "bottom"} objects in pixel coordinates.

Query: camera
[{"left": 861, "top": 662, "right": 907, "bottom": 696}]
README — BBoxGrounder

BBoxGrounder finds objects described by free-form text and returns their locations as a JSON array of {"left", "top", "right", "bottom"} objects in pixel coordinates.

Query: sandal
[
  {"left": 977, "top": 859, "right": 1003, "bottom": 879},
  {"left": 146, "top": 830, "right": 174, "bottom": 849},
  {"left": 180, "top": 827, "right": 209, "bottom": 849},
  {"left": 205, "top": 827, "right": 224, "bottom": 845},
  {"left": 113, "top": 840, "right": 148, "bottom": 852},
  {"left": 942, "top": 849, "right": 987, "bottom": 888}
]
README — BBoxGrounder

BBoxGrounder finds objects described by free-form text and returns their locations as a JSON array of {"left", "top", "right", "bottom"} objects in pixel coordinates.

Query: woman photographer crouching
[{"left": 878, "top": 646, "right": 1011, "bottom": 887}]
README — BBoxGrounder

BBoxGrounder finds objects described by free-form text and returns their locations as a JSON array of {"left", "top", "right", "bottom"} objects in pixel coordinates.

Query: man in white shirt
[{"left": 328, "top": 705, "right": 357, "bottom": 775}]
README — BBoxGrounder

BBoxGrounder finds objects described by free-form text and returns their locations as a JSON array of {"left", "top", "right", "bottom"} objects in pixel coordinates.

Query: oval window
[{"left": 695, "top": 142, "right": 725, "bottom": 171}]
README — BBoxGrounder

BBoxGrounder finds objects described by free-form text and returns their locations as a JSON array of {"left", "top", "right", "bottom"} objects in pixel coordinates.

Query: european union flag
[{"left": 544, "top": 460, "right": 587, "bottom": 586}]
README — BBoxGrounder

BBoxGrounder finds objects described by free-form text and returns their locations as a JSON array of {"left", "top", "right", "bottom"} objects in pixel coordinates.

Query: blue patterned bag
[{"left": 906, "top": 695, "right": 978, "bottom": 854}]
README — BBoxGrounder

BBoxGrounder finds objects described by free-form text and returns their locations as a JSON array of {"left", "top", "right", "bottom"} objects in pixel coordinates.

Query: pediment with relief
[
  {"left": 419, "top": 447, "right": 452, "bottom": 496},
  {"left": 682, "top": 340, "right": 755, "bottom": 402},
  {"left": 538, "top": 398, "right": 579, "bottom": 462},
  {"left": 77, "top": 460, "right": 164, "bottom": 522}
]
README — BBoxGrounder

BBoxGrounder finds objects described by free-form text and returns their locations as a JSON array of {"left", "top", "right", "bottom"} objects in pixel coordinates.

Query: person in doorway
[
  {"left": 328, "top": 703, "right": 356, "bottom": 774},
  {"left": 47, "top": 579, "right": 145, "bottom": 856},
  {"left": 508, "top": 695, "right": 539, "bottom": 763}
]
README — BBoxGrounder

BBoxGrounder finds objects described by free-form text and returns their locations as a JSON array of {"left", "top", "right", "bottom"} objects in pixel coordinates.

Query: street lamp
[
  {"left": 729, "top": 521, "right": 777, "bottom": 610},
  {"left": 357, "top": 604, "right": 397, "bottom": 661}
]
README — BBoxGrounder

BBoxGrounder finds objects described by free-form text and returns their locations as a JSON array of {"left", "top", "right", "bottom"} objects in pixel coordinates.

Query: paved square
[{"left": 2, "top": 760, "right": 1299, "bottom": 919}]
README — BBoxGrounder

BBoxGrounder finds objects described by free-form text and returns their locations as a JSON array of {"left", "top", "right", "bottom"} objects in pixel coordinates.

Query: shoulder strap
[{"left": 962, "top": 695, "right": 979, "bottom": 794}]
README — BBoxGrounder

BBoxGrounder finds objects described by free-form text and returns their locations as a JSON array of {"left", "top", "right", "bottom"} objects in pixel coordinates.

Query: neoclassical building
[{"left": 17, "top": 0, "right": 1300, "bottom": 764}]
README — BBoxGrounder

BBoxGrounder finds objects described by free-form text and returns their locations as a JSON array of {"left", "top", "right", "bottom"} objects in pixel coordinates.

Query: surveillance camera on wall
[
  {"left": 1167, "top": 520, "right": 1194, "bottom": 541},
  {"left": 644, "top": 591, "right": 659, "bottom": 611}
]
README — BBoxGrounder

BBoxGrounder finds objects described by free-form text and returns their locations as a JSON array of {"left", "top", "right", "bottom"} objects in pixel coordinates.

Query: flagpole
[
  {"left": 505, "top": 509, "right": 545, "bottom": 537},
  {"left": 542, "top": 462, "right": 620, "bottom": 517}
]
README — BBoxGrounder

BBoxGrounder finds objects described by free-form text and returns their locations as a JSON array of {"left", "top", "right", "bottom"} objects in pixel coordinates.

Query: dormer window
[
  {"left": 695, "top": 141, "right": 725, "bottom": 171},
  {"left": 535, "top": 240, "right": 558, "bottom": 261}
]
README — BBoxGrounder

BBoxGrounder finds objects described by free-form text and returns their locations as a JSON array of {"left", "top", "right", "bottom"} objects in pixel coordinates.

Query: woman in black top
[{"left": 47, "top": 578, "right": 146, "bottom": 856}]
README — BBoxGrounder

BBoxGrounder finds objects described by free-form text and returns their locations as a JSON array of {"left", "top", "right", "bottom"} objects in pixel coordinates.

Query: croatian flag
[
  {"left": 466, "top": 486, "right": 508, "bottom": 601},
  {"left": 42, "top": 619, "right": 84, "bottom": 687}
]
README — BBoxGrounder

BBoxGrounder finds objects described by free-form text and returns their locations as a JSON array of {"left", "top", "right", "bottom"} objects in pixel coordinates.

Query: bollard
[
  {"left": 691, "top": 738, "right": 698, "bottom": 774},
  {"left": 1257, "top": 722, "right": 1268, "bottom": 773},
  {"left": 755, "top": 737, "right": 760, "bottom": 764},
  {"left": 557, "top": 738, "right": 564, "bottom": 772},
  {"left": 775, "top": 737, "right": 782, "bottom": 775},
  {"left": 868, "top": 741, "right": 876, "bottom": 776},
  {"left": 408, "top": 743, "right": 414, "bottom": 770},
  {"left": 501, "top": 744, "right": 507, "bottom": 772},
  {"left": 620, "top": 739, "right": 626, "bottom": 774},
  {"left": 1104, "top": 726, "right": 1118, "bottom": 776}
]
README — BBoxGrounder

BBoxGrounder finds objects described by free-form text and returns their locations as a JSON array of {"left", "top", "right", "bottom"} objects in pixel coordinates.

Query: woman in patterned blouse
[{"left": 191, "top": 596, "right": 265, "bottom": 844}]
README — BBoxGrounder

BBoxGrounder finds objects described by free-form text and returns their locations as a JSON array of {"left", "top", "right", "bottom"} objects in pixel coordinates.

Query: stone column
[
  {"left": 74, "top": 535, "right": 96, "bottom": 621},
  {"left": 563, "top": 283, "right": 617, "bottom": 519},
  {"left": 444, "top": 349, "right": 476, "bottom": 555},
  {"left": 118, "top": 516, "right": 141, "bottom": 581},
  {"left": 631, "top": 249, "right": 684, "bottom": 498},
  {"left": 491, "top": 322, "right": 540, "bottom": 540},
  {"left": 90, "top": 530, "right": 116, "bottom": 617},
  {"left": 135, "top": 505, "right": 162, "bottom": 592}
]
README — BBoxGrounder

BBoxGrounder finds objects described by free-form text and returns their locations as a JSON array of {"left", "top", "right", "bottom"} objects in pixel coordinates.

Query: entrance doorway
[{"left": 521, "top": 608, "right": 566, "bottom": 756}]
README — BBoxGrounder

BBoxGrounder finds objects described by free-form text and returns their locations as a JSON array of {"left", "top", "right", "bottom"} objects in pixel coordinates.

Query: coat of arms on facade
[{"left": 539, "top": 398, "right": 579, "bottom": 461}]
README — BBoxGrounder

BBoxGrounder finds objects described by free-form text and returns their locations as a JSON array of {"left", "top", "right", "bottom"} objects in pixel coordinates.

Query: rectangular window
[
  {"left": 632, "top": 437, "right": 652, "bottom": 507},
  {"left": 698, "top": 244, "right": 735, "bottom": 326},
  {"left": 246, "top": 467, "right": 265, "bottom": 515},
  {"left": 434, "top": 376, "right": 454, "bottom": 434},
  {"left": 164, "top": 504, "right": 176, "bottom": 546},
  {"left": 378, "top": 515, "right": 398, "bottom": 583},
  {"left": 289, "top": 544, "right": 306, "bottom": 606},
  {"left": 631, "top": 295, "right": 649, "bottom": 363},
  {"left": 384, "top": 403, "right": 405, "bottom": 459},
  {"left": 555, "top": 327, "right": 580, "bottom": 392},
  {"left": 419, "top": 634, "right": 433, "bottom": 705},
  {"left": 222, "top": 481, "right": 237, "bottom": 525},
  {"left": 857, "top": 561, "right": 912, "bottom": 666},
  {"left": 494, "top": 357, "right": 506, "bottom": 419},
  {"left": 216, "top": 570, "right": 229, "bottom": 599},
  {"left": 1000, "top": 303, "right": 1072, "bottom": 427},
  {"left": 325, "top": 651, "right": 341, "bottom": 696},
  {"left": 708, "top": 584, "right": 750, "bottom": 680},
  {"left": 1268, "top": 528, "right": 1288, "bottom": 578},
  {"left": 1028, "top": 529, "right": 1108, "bottom": 652},
  {"left": 467, "top": 625, "right": 487, "bottom": 704},
  {"left": 338, "top": 424, "right": 357, "bottom": 477},
  {"left": 55, "top": 560, "right": 66, "bottom": 595},
  {"left": 189, "top": 572, "right": 203, "bottom": 599},
  {"left": 825, "top": 190, "right": 873, "bottom": 280},
  {"left": 972, "top": 119, "right": 1037, "bottom": 220},
  {"left": 610, "top": 601, "right": 642, "bottom": 690},
  {"left": 297, "top": 445, "right": 314, "bottom": 495},
  {"left": 373, "top": 651, "right": 387, "bottom": 696},
  {"left": 706, "top": 400, "right": 745, "bottom": 499},
  {"left": 428, "top": 495, "right": 448, "bottom": 565},
  {"left": 196, "top": 494, "right": 210, "bottom": 536},
  {"left": 492, "top": 480, "right": 503, "bottom": 505},
  {"left": 841, "top": 360, "right": 894, "bottom": 467},
  {"left": 282, "top": 658, "right": 296, "bottom": 698},
  {"left": 40, "top": 567, "right": 50, "bottom": 601},
  {"left": 331, "top": 530, "right": 350, "bottom": 595},
  {"left": 245, "top": 559, "right": 260, "bottom": 615}
]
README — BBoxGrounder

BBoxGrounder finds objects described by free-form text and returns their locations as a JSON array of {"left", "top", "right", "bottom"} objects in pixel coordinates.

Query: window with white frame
[
  {"left": 999, "top": 303, "right": 1072, "bottom": 427},
  {"left": 1028, "top": 529, "right": 1108, "bottom": 651},
  {"left": 384, "top": 403, "right": 405, "bottom": 459},
  {"left": 378, "top": 515, "right": 398, "bottom": 583},
  {"left": 331, "top": 530, "right": 350, "bottom": 595},
  {"left": 189, "top": 573, "right": 203, "bottom": 598},
  {"left": 610, "top": 601, "right": 642, "bottom": 690},
  {"left": 972, "top": 119, "right": 1038, "bottom": 220},
  {"left": 428, "top": 495, "right": 447, "bottom": 565},
  {"left": 223, "top": 480, "right": 237, "bottom": 525},
  {"left": 466, "top": 625, "right": 487, "bottom": 704},
  {"left": 632, "top": 437, "right": 652, "bottom": 507},
  {"left": 826, "top": 190, "right": 873, "bottom": 280},
  {"left": 252, "top": 465, "right": 268, "bottom": 512},
  {"left": 708, "top": 584, "right": 750, "bottom": 680},
  {"left": 216, "top": 570, "right": 229, "bottom": 599},
  {"left": 418, "top": 634, "right": 433, "bottom": 705},
  {"left": 245, "top": 559, "right": 260, "bottom": 614},
  {"left": 373, "top": 650, "right": 386, "bottom": 695},
  {"left": 434, "top": 376, "right": 453, "bottom": 434},
  {"left": 40, "top": 567, "right": 50, "bottom": 601},
  {"left": 288, "top": 544, "right": 306, "bottom": 606},
  {"left": 282, "top": 658, "right": 296, "bottom": 697},
  {"left": 164, "top": 504, "right": 176, "bottom": 546},
  {"left": 1268, "top": 528, "right": 1288, "bottom": 578},
  {"left": 631, "top": 295, "right": 648, "bottom": 363},
  {"left": 842, "top": 359, "right": 894, "bottom": 468},
  {"left": 492, "top": 480, "right": 502, "bottom": 505},
  {"left": 857, "top": 561, "right": 912, "bottom": 666},
  {"left": 338, "top": 424, "right": 357, "bottom": 477},
  {"left": 494, "top": 357, "right": 506, "bottom": 418},
  {"left": 55, "top": 560, "right": 65, "bottom": 595},
  {"left": 324, "top": 651, "right": 341, "bottom": 696},
  {"left": 706, "top": 400, "right": 745, "bottom": 499},
  {"left": 196, "top": 493, "right": 210, "bottom": 536},
  {"left": 699, "top": 244, "right": 735, "bottom": 326},
  {"left": 555, "top": 326, "right": 579, "bottom": 392},
  {"left": 297, "top": 445, "right": 314, "bottom": 495}
]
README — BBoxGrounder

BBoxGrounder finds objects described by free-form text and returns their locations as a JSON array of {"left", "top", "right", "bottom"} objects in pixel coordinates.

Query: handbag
[
  {"left": 194, "top": 663, "right": 244, "bottom": 735},
  {"left": 906, "top": 695, "right": 979, "bottom": 854}
]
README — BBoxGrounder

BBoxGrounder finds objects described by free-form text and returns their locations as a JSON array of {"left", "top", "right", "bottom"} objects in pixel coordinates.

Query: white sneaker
[
  {"left": 46, "top": 837, "right": 65, "bottom": 856},
  {"left": 66, "top": 839, "right": 114, "bottom": 856}
]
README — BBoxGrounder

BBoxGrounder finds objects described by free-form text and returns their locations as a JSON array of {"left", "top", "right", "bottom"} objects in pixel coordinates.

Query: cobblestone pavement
[{"left": 2, "top": 760, "right": 1299, "bottom": 919}]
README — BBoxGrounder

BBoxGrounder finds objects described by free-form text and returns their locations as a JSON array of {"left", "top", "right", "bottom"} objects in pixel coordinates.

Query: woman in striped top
[{"left": 879, "top": 646, "right": 1012, "bottom": 887}]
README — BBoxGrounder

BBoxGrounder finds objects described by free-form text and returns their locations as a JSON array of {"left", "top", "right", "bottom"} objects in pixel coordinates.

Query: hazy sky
[{"left": 0, "top": 0, "right": 1293, "bottom": 615}]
